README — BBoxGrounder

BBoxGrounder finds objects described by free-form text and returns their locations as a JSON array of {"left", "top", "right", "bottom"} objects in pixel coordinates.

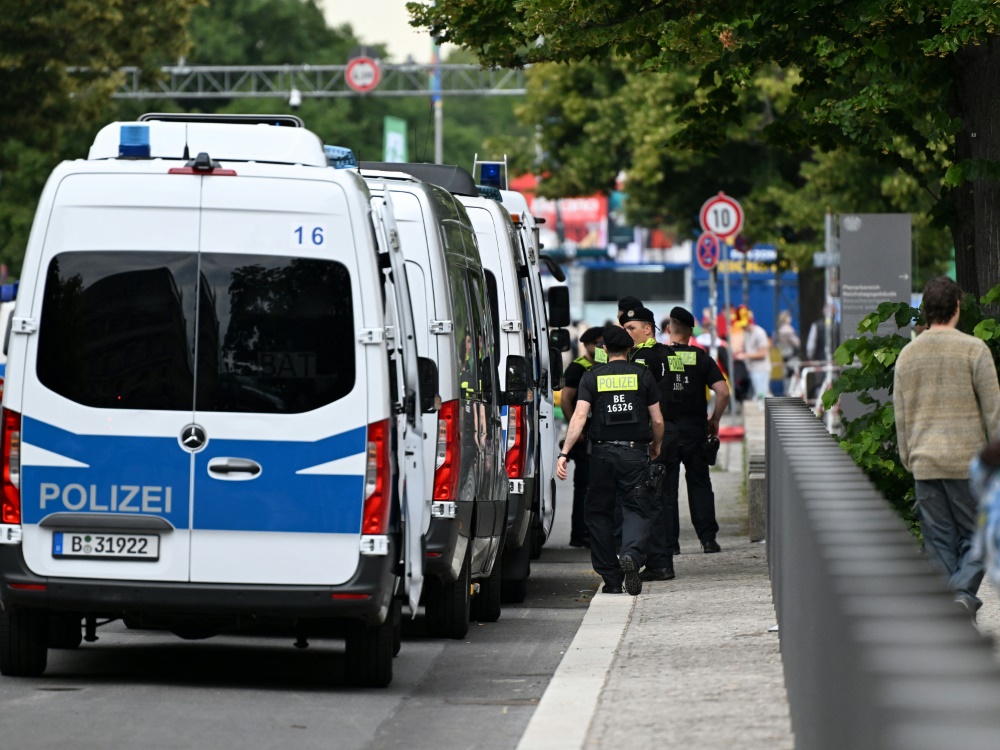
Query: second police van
[{"left": 0, "top": 114, "right": 429, "bottom": 687}]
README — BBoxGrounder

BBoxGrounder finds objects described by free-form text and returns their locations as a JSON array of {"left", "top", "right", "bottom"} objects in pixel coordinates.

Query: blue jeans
[{"left": 914, "top": 479, "right": 985, "bottom": 609}]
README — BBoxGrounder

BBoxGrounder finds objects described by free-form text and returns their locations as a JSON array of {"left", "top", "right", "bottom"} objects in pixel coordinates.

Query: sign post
[{"left": 700, "top": 195, "right": 744, "bottom": 414}]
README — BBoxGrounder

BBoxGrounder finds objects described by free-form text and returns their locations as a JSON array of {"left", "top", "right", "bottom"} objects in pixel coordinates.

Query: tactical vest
[
  {"left": 588, "top": 360, "right": 652, "bottom": 442},
  {"left": 573, "top": 355, "right": 594, "bottom": 371},
  {"left": 630, "top": 338, "right": 671, "bottom": 381},
  {"left": 664, "top": 345, "right": 707, "bottom": 413}
]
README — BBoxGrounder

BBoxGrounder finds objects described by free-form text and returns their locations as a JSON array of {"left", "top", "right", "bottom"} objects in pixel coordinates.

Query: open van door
[{"left": 371, "top": 191, "right": 428, "bottom": 613}]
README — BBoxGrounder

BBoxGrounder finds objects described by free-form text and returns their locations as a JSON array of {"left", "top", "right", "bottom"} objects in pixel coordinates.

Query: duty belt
[{"left": 592, "top": 439, "right": 647, "bottom": 450}]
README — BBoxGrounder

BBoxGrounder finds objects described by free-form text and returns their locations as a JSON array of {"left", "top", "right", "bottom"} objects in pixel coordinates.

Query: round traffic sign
[
  {"left": 699, "top": 192, "right": 744, "bottom": 238},
  {"left": 346, "top": 56, "right": 381, "bottom": 93},
  {"left": 696, "top": 232, "right": 721, "bottom": 271}
]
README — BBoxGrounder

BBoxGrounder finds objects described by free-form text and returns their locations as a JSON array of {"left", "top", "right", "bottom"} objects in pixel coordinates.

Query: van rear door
[
  {"left": 189, "top": 175, "right": 368, "bottom": 585},
  {"left": 16, "top": 172, "right": 200, "bottom": 582}
]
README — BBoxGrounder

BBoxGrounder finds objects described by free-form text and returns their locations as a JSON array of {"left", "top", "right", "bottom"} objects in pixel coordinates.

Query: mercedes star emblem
[{"left": 179, "top": 424, "right": 207, "bottom": 452}]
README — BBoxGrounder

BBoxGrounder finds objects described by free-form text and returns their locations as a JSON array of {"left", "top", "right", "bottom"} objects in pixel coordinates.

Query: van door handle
[{"left": 207, "top": 457, "right": 262, "bottom": 481}]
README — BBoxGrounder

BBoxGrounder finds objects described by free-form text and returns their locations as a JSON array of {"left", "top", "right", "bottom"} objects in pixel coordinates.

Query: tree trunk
[{"left": 950, "top": 36, "right": 1000, "bottom": 299}]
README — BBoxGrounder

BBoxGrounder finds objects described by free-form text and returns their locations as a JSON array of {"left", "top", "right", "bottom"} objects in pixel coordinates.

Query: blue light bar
[
  {"left": 119, "top": 124, "right": 151, "bottom": 158},
  {"left": 324, "top": 144, "right": 358, "bottom": 169},
  {"left": 0, "top": 283, "right": 16, "bottom": 302}
]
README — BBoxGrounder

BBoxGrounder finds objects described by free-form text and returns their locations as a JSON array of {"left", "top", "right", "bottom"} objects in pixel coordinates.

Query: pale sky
[{"left": 320, "top": 0, "right": 448, "bottom": 64}]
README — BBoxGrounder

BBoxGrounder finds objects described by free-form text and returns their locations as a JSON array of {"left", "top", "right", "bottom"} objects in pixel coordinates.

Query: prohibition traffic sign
[
  {"left": 346, "top": 56, "right": 381, "bottom": 93},
  {"left": 699, "top": 192, "right": 744, "bottom": 238},
  {"left": 696, "top": 232, "right": 721, "bottom": 271}
]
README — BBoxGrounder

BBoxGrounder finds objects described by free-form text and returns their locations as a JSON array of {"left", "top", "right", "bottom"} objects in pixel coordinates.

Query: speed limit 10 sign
[{"left": 699, "top": 192, "right": 744, "bottom": 238}]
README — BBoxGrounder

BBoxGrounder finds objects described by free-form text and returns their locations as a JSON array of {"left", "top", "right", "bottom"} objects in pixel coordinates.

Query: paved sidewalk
[{"left": 520, "top": 417, "right": 794, "bottom": 749}]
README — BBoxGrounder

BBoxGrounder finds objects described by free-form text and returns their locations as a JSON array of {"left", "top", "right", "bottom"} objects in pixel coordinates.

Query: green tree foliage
[
  {"left": 822, "top": 287, "right": 1000, "bottom": 534},
  {"left": 408, "top": 1, "right": 1000, "bottom": 296},
  {"left": 0, "top": 0, "right": 202, "bottom": 266},
  {"left": 0, "top": 1, "right": 527, "bottom": 271}
]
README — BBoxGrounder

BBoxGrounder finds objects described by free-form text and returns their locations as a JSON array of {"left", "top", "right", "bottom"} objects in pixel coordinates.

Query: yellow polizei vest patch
[
  {"left": 678, "top": 351, "right": 698, "bottom": 366},
  {"left": 597, "top": 373, "right": 639, "bottom": 391},
  {"left": 668, "top": 356, "right": 685, "bottom": 372}
]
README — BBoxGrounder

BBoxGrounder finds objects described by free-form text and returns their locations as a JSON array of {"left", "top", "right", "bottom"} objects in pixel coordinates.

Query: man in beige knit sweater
[{"left": 895, "top": 276, "right": 1000, "bottom": 620}]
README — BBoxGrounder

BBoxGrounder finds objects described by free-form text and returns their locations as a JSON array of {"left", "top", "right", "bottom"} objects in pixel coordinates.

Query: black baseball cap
[
  {"left": 602, "top": 325, "right": 634, "bottom": 350},
  {"left": 619, "top": 306, "right": 656, "bottom": 325},
  {"left": 580, "top": 326, "right": 604, "bottom": 344},
  {"left": 669, "top": 306, "right": 696, "bottom": 328},
  {"left": 617, "top": 295, "right": 643, "bottom": 311}
]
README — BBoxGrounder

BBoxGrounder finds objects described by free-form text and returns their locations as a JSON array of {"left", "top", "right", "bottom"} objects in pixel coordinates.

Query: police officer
[
  {"left": 562, "top": 326, "right": 604, "bottom": 547},
  {"left": 556, "top": 325, "right": 664, "bottom": 595},
  {"left": 619, "top": 306, "right": 678, "bottom": 578},
  {"left": 645, "top": 306, "right": 730, "bottom": 576},
  {"left": 617, "top": 296, "right": 644, "bottom": 327}
]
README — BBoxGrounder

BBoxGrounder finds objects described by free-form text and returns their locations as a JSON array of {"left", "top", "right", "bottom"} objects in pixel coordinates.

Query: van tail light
[
  {"left": 361, "top": 419, "right": 391, "bottom": 535},
  {"left": 505, "top": 404, "right": 525, "bottom": 479},
  {"left": 1, "top": 408, "right": 21, "bottom": 524},
  {"left": 433, "top": 400, "right": 460, "bottom": 501}
]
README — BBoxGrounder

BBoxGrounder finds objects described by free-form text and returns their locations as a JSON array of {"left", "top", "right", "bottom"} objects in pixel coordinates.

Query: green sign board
[{"left": 383, "top": 116, "right": 408, "bottom": 162}]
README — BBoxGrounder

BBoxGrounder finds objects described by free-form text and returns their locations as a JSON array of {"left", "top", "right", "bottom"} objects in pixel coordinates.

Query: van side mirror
[
  {"left": 539, "top": 254, "right": 566, "bottom": 282},
  {"left": 549, "top": 348, "right": 564, "bottom": 391},
  {"left": 547, "top": 286, "right": 570, "bottom": 328},
  {"left": 504, "top": 354, "right": 530, "bottom": 404},
  {"left": 418, "top": 357, "right": 439, "bottom": 413},
  {"left": 549, "top": 328, "right": 570, "bottom": 353}
]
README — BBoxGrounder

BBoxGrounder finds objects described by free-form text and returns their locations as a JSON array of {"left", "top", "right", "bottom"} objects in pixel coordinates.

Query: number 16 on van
[{"left": 292, "top": 224, "right": 326, "bottom": 248}]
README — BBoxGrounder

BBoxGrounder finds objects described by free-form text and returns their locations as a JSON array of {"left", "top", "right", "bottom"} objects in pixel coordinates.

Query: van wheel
[
  {"left": 48, "top": 615, "right": 82, "bottom": 650},
  {"left": 470, "top": 553, "right": 502, "bottom": 623},
  {"left": 344, "top": 617, "right": 394, "bottom": 688},
  {"left": 391, "top": 600, "right": 402, "bottom": 657},
  {"left": 529, "top": 525, "right": 544, "bottom": 560},
  {"left": 0, "top": 609, "right": 48, "bottom": 677},
  {"left": 424, "top": 554, "right": 471, "bottom": 639}
]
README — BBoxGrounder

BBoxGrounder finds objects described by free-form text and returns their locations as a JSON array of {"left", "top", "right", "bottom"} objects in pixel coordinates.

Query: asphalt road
[{"left": 0, "top": 479, "right": 597, "bottom": 750}]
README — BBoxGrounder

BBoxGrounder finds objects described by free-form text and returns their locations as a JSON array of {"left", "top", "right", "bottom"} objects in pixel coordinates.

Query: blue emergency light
[
  {"left": 119, "top": 124, "right": 151, "bottom": 158},
  {"left": 480, "top": 162, "right": 503, "bottom": 188},
  {"left": 0, "top": 283, "right": 16, "bottom": 302},
  {"left": 324, "top": 145, "right": 358, "bottom": 169}
]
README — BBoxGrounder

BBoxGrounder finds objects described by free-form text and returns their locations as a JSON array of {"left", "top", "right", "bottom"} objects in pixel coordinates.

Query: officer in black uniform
[
  {"left": 562, "top": 326, "right": 604, "bottom": 547},
  {"left": 556, "top": 325, "right": 664, "bottom": 595},
  {"left": 644, "top": 306, "right": 730, "bottom": 576},
  {"left": 617, "top": 296, "right": 644, "bottom": 326},
  {"left": 621, "top": 307, "right": 677, "bottom": 581}
]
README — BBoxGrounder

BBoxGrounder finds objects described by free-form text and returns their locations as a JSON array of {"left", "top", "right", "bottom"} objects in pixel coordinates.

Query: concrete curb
[{"left": 516, "top": 590, "right": 635, "bottom": 750}]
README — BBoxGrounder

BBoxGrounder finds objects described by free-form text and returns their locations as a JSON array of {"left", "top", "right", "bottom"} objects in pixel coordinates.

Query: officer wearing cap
[
  {"left": 557, "top": 325, "right": 664, "bottom": 595},
  {"left": 644, "top": 306, "right": 730, "bottom": 576},
  {"left": 617, "top": 296, "right": 643, "bottom": 326},
  {"left": 621, "top": 307, "right": 677, "bottom": 581},
  {"left": 562, "top": 326, "right": 605, "bottom": 547}
]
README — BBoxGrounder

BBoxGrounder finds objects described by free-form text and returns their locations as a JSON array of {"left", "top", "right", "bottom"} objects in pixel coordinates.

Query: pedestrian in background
[
  {"left": 561, "top": 326, "right": 604, "bottom": 548},
  {"left": 557, "top": 325, "right": 664, "bottom": 595},
  {"left": 775, "top": 310, "right": 801, "bottom": 393},
  {"left": 736, "top": 311, "right": 771, "bottom": 408},
  {"left": 894, "top": 276, "right": 1000, "bottom": 622}
]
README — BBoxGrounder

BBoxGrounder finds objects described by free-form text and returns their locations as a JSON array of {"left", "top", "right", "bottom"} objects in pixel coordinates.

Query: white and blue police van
[
  {"left": 493, "top": 186, "right": 570, "bottom": 558},
  {"left": 0, "top": 114, "right": 429, "bottom": 688},
  {"left": 361, "top": 164, "right": 508, "bottom": 637}
]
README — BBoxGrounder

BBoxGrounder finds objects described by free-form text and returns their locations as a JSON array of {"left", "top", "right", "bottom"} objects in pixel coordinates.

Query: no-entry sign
[
  {"left": 346, "top": 56, "right": 381, "bottom": 93},
  {"left": 699, "top": 192, "right": 744, "bottom": 238}
]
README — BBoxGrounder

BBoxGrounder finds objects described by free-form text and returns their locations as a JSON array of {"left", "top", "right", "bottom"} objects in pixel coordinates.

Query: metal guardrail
[{"left": 766, "top": 397, "right": 1000, "bottom": 749}]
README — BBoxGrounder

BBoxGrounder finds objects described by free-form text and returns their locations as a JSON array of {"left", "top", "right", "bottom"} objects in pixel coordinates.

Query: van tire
[
  {"left": 344, "top": 617, "right": 394, "bottom": 688},
  {"left": 501, "top": 536, "right": 531, "bottom": 604},
  {"left": 424, "top": 554, "right": 471, "bottom": 639},
  {"left": 391, "top": 600, "right": 402, "bottom": 657},
  {"left": 529, "top": 525, "right": 544, "bottom": 560},
  {"left": 48, "top": 615, "right": 83, "bottom": 650},
  {"left": 470, "top": 553, "right": 502, "bottom": 623},
  {"left": 0, "top": 609, "right": 48, "bottom": 677}
]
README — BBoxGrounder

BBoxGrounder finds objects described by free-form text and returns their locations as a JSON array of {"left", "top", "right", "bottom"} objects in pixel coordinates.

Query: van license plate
[{"left": 52, "top": 532, "right": 159, "bottom": 561}]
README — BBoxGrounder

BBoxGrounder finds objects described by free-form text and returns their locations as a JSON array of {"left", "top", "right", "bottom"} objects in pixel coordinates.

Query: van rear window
[{"left": 37, "top": 252, "right": 355, "bottom": 414}]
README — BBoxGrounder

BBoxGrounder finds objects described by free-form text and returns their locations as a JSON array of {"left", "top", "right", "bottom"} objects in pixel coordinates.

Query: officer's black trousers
[
  {"left": 647, "top": 419, "right": 719, "bottom": 567},
  {"left": 570, "top": 444, "right": 590, "bottom": 544},
  {"left": 585, "top": 443, "right": 651, "bottom": 586}
]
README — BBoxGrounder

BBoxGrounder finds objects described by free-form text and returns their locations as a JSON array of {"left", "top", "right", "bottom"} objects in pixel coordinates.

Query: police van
[
  {"left": 361, "top": 165, "right": 507, "bottom": 638},
  {"left": 495, "top": 187, "right": 571, "bottom": 558},
  {"left": 0, "top": 114, "right": 429, "bottom": 688}
]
